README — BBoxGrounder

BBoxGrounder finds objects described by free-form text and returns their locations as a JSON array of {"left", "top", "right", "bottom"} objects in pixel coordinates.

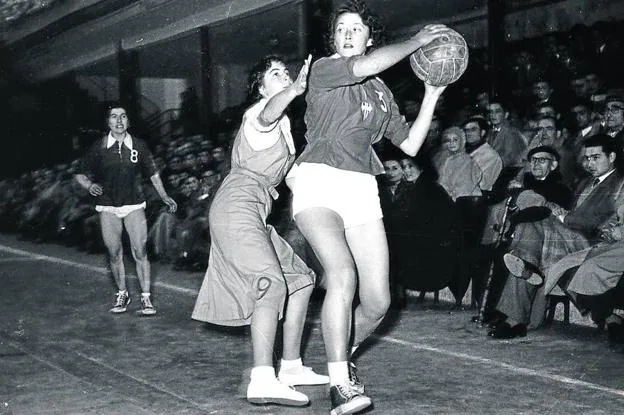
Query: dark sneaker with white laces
[
  {"left": 348, "top": 362, "right": 364, "bottom": 394},
  {"left": 110, "top": 291, "right": 130, "bottom": 313},
  {"left": 140, "top": 295, "right": 157, "bottom": 316},
  {"left": 330, "top": 382, "right": 372, "bottom": 415}
]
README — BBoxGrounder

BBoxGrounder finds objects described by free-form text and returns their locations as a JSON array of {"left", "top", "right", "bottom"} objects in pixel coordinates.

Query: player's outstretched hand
[
  {"left": 411, "top": 24, "right": 450, "bottom": 48},
  {"left": 292, "top": 54, "right": 312, "bottom": 96}
]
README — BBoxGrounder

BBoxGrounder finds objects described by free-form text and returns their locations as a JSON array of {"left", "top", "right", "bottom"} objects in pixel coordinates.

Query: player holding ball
[{"left": 288, "top": 1, "right": 466, "bottom": 414}]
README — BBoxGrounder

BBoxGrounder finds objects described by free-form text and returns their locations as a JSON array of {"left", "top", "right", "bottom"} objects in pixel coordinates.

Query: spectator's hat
[{"left": 527, "top": 145, "right": 560, "bottom": 161}]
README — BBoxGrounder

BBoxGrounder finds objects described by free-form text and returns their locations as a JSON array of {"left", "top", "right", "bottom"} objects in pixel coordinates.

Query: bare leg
[
  {"left": 295, "top": 208, "right": 356, "bottom": 363},
  {"left": 251, "top": 305, "right": 280, "bottom": 367},
  {"left": 99, "top": 212, "right": 125, "bottom": 291},
  {"left": 345, "top": 220, "right": 391, "bottom": 350},
  {"left": 124, "top": 209, "right": 151, "bottom": 293},
  {"left": 281, "top": 285, "right": 314, "bottom": 361}
]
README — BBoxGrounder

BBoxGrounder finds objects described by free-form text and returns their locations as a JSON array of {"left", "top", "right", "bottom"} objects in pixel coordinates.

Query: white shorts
[
  {"left": 96, "top": 202, "right": 146, "bottom": 218},
  {"left": 291, "top": 162, "right": 383, "bottom": 229}
]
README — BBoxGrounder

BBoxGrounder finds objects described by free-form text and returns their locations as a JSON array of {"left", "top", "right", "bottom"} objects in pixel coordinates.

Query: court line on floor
[
  {"left": 4, "top": 242, "right": 624, "bottom": 400},
  {"left": 379, "top": 335, "right": 624, "bottom": 399},
  {"left": 0, "top": 244, "right": 197, "bottom": 296}
]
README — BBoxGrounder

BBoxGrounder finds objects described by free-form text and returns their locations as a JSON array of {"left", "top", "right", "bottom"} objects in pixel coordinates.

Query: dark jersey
[
  {"left": 298, "top": 56, "right": 410, "bottom": 175},
  {"left": 79, "top": 134, "right": 158, "bottom": 207}
]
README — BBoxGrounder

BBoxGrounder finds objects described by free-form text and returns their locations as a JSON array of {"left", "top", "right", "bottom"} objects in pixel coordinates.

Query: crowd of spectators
[
  {"left": 1, "top": 19, "right": 624, "bottom": 343},
  {"left": 376, "top": 19, "right": 624, "bottom": 344}
]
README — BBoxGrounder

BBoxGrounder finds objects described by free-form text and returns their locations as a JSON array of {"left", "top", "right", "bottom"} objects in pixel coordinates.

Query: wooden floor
[{"left": 1, "top": 233, "right": 623, "bottom": 414}]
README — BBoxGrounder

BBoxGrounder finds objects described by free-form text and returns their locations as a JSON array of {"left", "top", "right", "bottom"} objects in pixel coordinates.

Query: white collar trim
[{"left": 106, "top": 133, "right": 133, "bottom": 150}]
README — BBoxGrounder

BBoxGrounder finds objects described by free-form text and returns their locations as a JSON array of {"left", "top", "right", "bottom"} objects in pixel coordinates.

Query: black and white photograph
[{"left": 1, "top": 0, "right": 624, "bottom": 413}]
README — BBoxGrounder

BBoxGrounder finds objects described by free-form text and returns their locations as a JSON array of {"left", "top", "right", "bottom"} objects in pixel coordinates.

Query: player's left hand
[
  {"left": 292, "top": 54, "right": 312, "bottom": 96},
  {"left": 163, "top": 196, "right": 177, "bottom": 213}
]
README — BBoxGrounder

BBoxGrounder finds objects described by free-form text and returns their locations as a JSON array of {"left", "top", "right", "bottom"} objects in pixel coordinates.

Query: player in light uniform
[{"left": 192, "top": 55, "right": 328, "bottom": 407}]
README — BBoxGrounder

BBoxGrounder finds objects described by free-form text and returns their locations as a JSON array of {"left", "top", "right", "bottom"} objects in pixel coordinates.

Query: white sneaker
[
  {"left": 278, "top": 365, "right": 330, "bottom": 386},
  {"left": 140, "top": 295, "right": 157, "bottom": 316},
  {"left": 247, "top": 378, "right": 309, "bottom": 407}
]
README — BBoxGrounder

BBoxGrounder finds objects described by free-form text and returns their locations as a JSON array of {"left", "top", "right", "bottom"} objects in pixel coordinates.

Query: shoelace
[
  {"left": 336, "top": 383, "right": 358, "bottom": 399},
  {"left": 142, "top": 297, "right": 153, "bottom": 308},
  {"left": 114, "top": 293, "right": 127, "bottom": 307},
  {"left": 348, "top": 363, "right": 362, "bottom": 386}
]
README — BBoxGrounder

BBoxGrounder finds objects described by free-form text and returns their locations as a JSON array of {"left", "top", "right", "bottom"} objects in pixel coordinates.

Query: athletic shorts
[{"left": 291, "top": 162, "right": 383, "bottom": 229}]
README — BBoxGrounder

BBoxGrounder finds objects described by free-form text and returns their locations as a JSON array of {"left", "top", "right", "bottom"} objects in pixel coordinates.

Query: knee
[
  {"left": 131, "top": 244, "right": 148, "bottom": 261},
  {"left": 361, "top": 289, "right": 391, "bottom": 320},
  {"left": 107, "top": 247, "right": 123, "bottom": 262},
  {"left": 323, "top": 266, "right": 358, "bottom": 296}
]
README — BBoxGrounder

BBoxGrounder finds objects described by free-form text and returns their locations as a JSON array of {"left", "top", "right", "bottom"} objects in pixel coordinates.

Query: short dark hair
[
  {"left": 326, "top": 0, "right": 385, "bottom": 54},
  {"left": 105, "top": 102, "right": 128, "bottom": 118},
  {"left": 247, "top": 55, "right": 286, "bottom": 102},
  {"left": 462, "top": 116, "right": 488, "bottom": 131},
  {"left": 582, "top": 133, "right": 619, "bottom": 157}
]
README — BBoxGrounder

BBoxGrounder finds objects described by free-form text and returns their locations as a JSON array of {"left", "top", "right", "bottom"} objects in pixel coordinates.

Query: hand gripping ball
[{"left": 409, "top": 28, "right": 469, "bottom": 86}]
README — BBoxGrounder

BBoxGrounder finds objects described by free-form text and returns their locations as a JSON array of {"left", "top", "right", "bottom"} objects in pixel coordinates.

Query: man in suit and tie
[
  {"left": 558, "top": 99, "right": 602, "bottom": 188},
  {"left": 488, "top": 134, "right": 624, "bottom": 339}
]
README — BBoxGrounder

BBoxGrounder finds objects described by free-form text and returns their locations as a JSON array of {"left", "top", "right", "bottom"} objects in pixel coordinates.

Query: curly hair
[
  {"left": 325, "top": 0, "right": 385, "bottom": 54},
  {"left": 247, "top": 55, "right": 286, "bottom": 102}
]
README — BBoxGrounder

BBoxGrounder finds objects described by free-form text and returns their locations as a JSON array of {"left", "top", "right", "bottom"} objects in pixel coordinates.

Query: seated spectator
[
  {"left": 380, "top": 153, "right": 459, "bottom": 307},
  {"left": 173, "top": 173, "right": 214, "bottom": 271},
  {"left": 585, "top": 71, "right": 607, "bottom": 104},
  {"left": 602, "top": 94, "right": 624, "bottom": 142},
  {"left": 560, "top": 98, "right": 601, "bottom": 187},
  {"left": 525, "top": 115, "right": 565, "bottom": 154},
  {"left": 529, "top": 78, "right": 562, "bottom": 116},
  {"left": 462, "top": 116, "right": 503, "bottom": 194},
  {"left": 212, "top": 146, "right": 230, "bottom": 174},
  {"left": 546, "top": 204, "right": 624, "bottom": 341},
  {"left": 488, "top": 135, "right": 624, "bottom": 339},
  {"left": 433, "top": 126, "right": 482, "bottom": 201},
  {"left": 148, "top": 173, "right": 197, "bottom": 262},
  {"left": 486, "top": 98, "right": 528, "bottom": 173}
]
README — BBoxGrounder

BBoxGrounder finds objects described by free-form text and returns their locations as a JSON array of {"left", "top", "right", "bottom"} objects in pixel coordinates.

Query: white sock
[
  {"left": 141, "top": 292, "right": 150, "bottom": 298},
  {"left": 328, "top": 361, "right": 349, "bottom": 386},
  {"left": 280, "top": 357, "right": 303, "bottom": 372},
  {"left": 250, "top": 366, "right": 275, "bottom": 382},
  {"left": 118, "top": 289, "right": 127, "bottom": 294}
]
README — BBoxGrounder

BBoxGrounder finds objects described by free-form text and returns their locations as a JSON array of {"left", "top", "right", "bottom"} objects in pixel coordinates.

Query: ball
[{"left": 409, "top": 28, "right": 469, "bottom": 86}]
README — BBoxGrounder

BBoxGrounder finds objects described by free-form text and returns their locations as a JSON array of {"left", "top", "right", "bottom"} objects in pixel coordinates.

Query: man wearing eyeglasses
[
  {"left": 601, "top": 94, "right": 624, "bottom": 171},
  {"left": 488, "top": 135, "right": 624, "bottom": 339}
]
